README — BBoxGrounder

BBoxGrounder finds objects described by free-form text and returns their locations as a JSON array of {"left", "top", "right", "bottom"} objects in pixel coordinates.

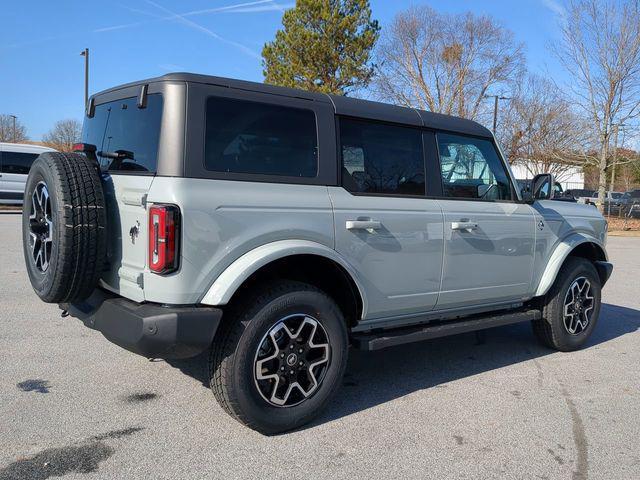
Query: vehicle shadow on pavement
[
  {"left": 167, "top": 302, "right": 640, "bottom": 429},
  {"left": 312, "top": 302, "right": 640, "bottom": 429}
]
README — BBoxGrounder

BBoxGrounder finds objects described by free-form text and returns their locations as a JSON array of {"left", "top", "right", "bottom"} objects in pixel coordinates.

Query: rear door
[
  {"left": 330, "top": 118, "right": 444, "bottom": 321},
  {"left": 434, "top": 132, "right": 535, "bottom": 310},
  {"left": 81, "top": 93, "right": 164, "bottom": 302}
]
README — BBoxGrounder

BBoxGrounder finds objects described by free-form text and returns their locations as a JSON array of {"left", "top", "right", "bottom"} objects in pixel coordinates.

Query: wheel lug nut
[
  {"left": 290, "top": 345, "right": 294, "bottom": 350},
  {"left": 280, "top": 366, "right": 285, "bottom": 371},
  {"left": 280, "top": 353, "right": 284, "bottom": 358},
  {"left": 298, "top": 348, "right": 303, "bottom": 354},
  {"left": 289, "top": 370, "right": 295, "bottom": 375},
  {"left": 299, "top": 361, "right": 303, "bottom": 366}
]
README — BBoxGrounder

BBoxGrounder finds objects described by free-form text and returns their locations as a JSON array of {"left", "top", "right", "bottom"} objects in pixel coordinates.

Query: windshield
[{"left": 610, "top": 192, "right": 623, "bottom": 199}]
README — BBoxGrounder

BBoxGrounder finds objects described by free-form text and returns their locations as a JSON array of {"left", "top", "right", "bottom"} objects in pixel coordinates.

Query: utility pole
[
  {"left": 80, "top": 48, "right": 89, "bottom": 108},
  {"left": 9, "top": 115, "right": 17, "bottom": 142},
  {"left": 609, "top": 123, "right": 624, "bottom": 193},
  {"left": 485, "top": 95, "right": 511, "bottom": 134}
]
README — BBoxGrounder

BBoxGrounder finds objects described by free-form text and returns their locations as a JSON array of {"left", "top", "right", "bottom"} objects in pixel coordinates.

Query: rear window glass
[
  {"left": 339, "top": 118, "right": 425, "bottom": 196},
  {"left": 0, "top": 151, "right": 39, "bottom": 174},
  {"left": 82, "top": 94, "right": 163, "bottom": 173},
  {"left": 204, "top": 96, "right": 318, "bottom": 177}
]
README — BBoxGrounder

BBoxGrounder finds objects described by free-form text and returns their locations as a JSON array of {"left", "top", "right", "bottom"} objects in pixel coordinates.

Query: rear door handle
[
  {"left": 346, "top": 219, "right": 382, "bottom": 231},
  {"left": 451, "top": 221, "right": 478, "bottom": 231}
]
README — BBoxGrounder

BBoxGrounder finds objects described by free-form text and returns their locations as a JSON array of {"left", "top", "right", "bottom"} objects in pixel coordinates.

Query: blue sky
[{"left": 0, "top": 0, "right": 565, "bottom": 140}]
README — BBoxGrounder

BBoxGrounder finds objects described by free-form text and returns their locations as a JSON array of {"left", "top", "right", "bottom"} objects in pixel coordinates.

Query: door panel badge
[{"left": 129, "top": 220, "right": 140, "bottom": 244}]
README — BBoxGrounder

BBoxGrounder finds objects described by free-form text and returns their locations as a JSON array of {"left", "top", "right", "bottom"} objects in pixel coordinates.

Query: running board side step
[{"left": 351, "top": 309, "right": 541, "bottom": 351}]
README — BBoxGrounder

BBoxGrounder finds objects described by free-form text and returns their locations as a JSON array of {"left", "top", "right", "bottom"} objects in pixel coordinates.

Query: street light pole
[
  {"left": 9, "top": 115, "right": 17, "bottom": 142},
  {"left": 492, "top": 95, "right": 499, "bottom": 133},
  {"left": 80, "top": 48, "right": 89, "bottom": 108},
  {"left": 485, "top": 95, "right": 511, "bottom": 134}
]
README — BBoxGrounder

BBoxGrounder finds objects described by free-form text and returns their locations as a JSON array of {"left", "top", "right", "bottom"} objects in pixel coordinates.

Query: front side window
[
  {"left": 205, "top": 96, "right": 318, "bottom": 177},
  {"left": 340, "top": 118, "right": 425, "bottom": 196},
  {"left": 437, "top": 133, "right": 512, "bottom": 201},
  {"left": 82, "top": 94, "right": 163, "bottom": 173},
  {"left": 0, "top": 152, "right": 39, "bottom": 174}
]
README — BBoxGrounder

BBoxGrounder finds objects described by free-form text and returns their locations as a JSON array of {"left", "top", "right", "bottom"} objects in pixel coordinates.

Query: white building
[{"left": 509, "top": 161, "right": 585, "bottom": 190}]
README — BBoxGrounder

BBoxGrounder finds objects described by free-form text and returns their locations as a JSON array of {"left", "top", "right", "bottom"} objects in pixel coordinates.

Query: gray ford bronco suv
[{"left": 22, "top": 73, "right": 612, "bottom": 434}]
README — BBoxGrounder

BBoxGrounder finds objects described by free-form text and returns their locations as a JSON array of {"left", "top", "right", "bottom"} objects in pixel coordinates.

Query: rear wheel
[
  {"left": 209, "top": 281, "right": 348, "bottom": 434},
  {"left": 532, "top": 257, "right": 601, "bottom": 351},
  {"left": 22, "top": 152, "right": 107, "bottom": 303}
]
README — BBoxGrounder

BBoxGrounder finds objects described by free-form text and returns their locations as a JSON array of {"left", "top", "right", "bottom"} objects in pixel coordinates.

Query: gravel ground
[{"left": 1, "top": 211, "right": 639, "bottom": 480}]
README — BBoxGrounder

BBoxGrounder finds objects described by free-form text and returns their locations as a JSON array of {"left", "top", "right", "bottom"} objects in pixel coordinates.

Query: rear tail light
[
  {"left": 72, "top": 143, "right": 97, "bottom": 153},
  {"left": 72, "top": 143, "right": 98, "bottom": 162},
  {"left": 148, "top": 204, "right": 180, "bottom": 274}
]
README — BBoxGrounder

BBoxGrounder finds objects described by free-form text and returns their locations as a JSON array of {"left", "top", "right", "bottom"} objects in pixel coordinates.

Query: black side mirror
[{"left": 531, "top": 173, "right": 555, "bottom": 201}]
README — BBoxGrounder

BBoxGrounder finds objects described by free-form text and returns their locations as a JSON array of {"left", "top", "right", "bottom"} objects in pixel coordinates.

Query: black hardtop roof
[{"left": 93, "top": 72, "right": 493, "bottom": 138}]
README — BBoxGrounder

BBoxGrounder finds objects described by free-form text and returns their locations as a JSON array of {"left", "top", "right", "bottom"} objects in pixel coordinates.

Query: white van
[{"left": 0, "top": 143, "right": 56, "bottom": 204}]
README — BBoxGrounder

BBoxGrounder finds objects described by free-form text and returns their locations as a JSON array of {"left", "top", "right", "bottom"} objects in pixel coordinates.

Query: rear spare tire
[{"left": 22, "top": 152, "right": 107, "bottom": 303}]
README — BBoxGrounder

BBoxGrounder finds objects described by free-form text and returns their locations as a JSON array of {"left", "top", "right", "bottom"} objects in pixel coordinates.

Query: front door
[
  {"left": 330, "top": 118, "right": 444, "bottom": 321},
  {"left": 434, "top": 133, "right": 535, "bottom": 310}
]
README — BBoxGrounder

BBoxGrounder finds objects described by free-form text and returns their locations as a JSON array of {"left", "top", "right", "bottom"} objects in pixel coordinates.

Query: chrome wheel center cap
[{"left": 286, "top": 353, "right": 298, "bottom": 366}]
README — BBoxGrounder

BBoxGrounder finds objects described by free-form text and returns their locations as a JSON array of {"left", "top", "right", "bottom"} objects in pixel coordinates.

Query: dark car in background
[
  {"left": 622, "top": 190, "right": 640, "bottom": 217},
  {"left": 563, "top": 188, "right": 596, "bottom": 203}
]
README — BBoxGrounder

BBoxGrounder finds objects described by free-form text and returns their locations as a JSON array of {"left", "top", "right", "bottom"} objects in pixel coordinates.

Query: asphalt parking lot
[{"left": 1, "top": 211, "right": 639, "bottom": 480}]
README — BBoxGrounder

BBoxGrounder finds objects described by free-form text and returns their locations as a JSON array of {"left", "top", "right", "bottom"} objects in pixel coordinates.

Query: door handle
[
  {"left": 451, "top": 221, "right": 478, "bottom": 231},
  {"left": 346, "top": 219, "right": 382, "bottom": 231}
]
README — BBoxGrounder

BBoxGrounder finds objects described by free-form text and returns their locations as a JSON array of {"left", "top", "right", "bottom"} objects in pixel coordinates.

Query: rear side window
[
  {"left": 339, "top": 118, "right": 425, "bottom": 196},
  {"left": 0, "top": 151, "right": 39, "bottom": 174},
  {"left": 437, "top": 133, "right": 512, "bottom": 201},
  {"left": 204, "top": 96, "right": 318, "bottom": 177},
  {"left": 82, "top": 94, "right": 163, "bottom": 173}
]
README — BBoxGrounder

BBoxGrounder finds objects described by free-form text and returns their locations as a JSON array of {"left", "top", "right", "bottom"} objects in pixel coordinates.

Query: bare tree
[
  {"left": 0, "top": 114, "right": 28, "bottom": 142},
  {"left": 374, "top": 6, "right": 524, "bottom": 120},
  {"left": 617, "top": 155, "right": 640, "bottom": 191},
  {"left": 554, "top": 0, "right": 640, "bottom": 211},
  {"left": 42, "top": 119, "right": 82, "bottom": 151},
  {"left": 498, "top": 75, "right": 588, "bottom": 182}
]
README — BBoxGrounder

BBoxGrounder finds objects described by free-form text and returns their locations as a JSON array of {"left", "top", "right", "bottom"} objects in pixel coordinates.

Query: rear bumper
[{"left": 61, "top": 289, "right": 222, "bottom": 359}]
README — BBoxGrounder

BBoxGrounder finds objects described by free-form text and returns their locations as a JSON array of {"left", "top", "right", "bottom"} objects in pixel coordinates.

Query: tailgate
[{"left": 100, "top": 174, "right": 155, "bottom": 302}]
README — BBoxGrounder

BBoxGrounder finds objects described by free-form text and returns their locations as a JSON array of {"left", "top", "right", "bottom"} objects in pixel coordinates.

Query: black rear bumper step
[
  {"left": 351, "top": 309, "right": 541, "bottom": 351},
  {"left": 62, "top": 289, "right": 222, "bottom": 359}
]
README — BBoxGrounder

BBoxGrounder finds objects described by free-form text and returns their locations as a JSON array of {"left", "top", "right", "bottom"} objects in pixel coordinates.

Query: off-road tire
[
  {"left": 532, "top": 257, "right": 601, "bottom": 351},
  {"left": 22, "top": 152, "right": 107, "bottom": 303},
  {"left": 209, "top": 281, "right": 348, "bottom": 435}
]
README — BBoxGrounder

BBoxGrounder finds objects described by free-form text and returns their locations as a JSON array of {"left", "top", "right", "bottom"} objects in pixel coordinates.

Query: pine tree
[{"left": 262, "top": 0, "right": 379, "bottom": 95}]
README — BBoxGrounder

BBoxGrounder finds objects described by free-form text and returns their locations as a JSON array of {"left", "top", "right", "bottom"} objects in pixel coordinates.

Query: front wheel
[
  {"left": 209, "top": 281, "right": 348, "bottom": 434},
  {"left": 532, "top": 257, "right": 602, "bottom": 351}
]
